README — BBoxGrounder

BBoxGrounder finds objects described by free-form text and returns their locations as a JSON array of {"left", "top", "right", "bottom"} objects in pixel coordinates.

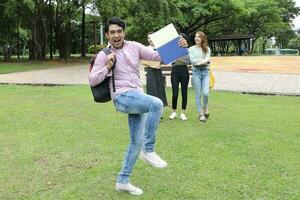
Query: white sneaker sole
[
  {"left": 139, "top": 155, "right": 168, "bottom": 168},
  {"left": 115, "top": 188, "right": 143, "bottom": 195}
]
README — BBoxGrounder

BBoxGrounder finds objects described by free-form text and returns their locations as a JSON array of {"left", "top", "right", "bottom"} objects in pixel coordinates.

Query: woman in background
[
  {"left": 168, "top": 33, "right": 190, "bottom": 121},
  {"left": 144, "top": 32, "right": 168, "bottom": 107},
  {"left": 189, "top": 31, "right": 211, "bottom": 122}
]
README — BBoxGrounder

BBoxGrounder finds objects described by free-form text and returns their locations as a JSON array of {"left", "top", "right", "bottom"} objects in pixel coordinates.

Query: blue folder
[{"left": 156, "top": 36, "right": 189, "bottom": 64}]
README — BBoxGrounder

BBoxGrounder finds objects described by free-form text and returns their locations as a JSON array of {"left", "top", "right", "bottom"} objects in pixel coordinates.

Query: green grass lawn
[
  {"left": 0, "top": 57, "right": 90, "bottom": 74},
  {"left": 0, "top": 85, "right": 299, "bottom": 199}
]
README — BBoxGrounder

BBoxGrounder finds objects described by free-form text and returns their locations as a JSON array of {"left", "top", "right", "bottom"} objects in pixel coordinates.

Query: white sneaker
[
  {"left": 180, "top": 113, "right": 188, "bottom": 121},
  {"left": 199, "top": 115, "right": 206, "bottom": 122},
  {"left": 169, "top": 112, "right": 177, "bottom": 120},
  {"left": 115, "top": 182, "right": 143, "bottom": 195},
  {"left": 139, "top": 151, "right": 168, "bottom": 168}
]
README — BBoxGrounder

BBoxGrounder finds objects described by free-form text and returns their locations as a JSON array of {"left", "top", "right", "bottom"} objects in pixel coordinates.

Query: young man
[{"left": 89, "top": 17, "right": 188, "bottom": 195}]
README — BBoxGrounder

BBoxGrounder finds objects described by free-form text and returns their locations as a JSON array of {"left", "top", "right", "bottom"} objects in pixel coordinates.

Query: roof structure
[
  {"left": 209, "top": 33, "right": 253, "bottom": 55},
  {"left": 209, "top": 34, "right": 253, "bottom": 41}
]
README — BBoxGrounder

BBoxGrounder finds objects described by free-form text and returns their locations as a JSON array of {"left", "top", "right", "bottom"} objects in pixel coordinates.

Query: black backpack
[{"left": 89, "top": 48, "right": 116, "bottom": 103}]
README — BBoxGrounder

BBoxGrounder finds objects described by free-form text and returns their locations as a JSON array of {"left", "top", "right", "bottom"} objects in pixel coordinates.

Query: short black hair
[
  {"left": 179, "top": 33, "right": 188, "bottom": 40},
  {"left": 104, "top": 17, "right": 126, "bottom": 33},
  {"left": 180, "top": 32, "right": 190, "bottom": 47}
]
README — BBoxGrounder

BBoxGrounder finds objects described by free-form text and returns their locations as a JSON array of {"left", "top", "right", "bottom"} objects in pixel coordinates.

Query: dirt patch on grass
[{"left": 211, "top": 56, "right": 300, "bottom": 74}]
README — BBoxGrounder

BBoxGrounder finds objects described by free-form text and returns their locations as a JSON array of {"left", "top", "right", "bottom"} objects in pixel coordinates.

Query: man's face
[{"left": 106, "top": 24, "right": 125, "bottom": 49}]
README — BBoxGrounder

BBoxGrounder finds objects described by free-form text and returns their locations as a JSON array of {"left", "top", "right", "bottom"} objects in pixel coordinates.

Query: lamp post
[{"left": 100, "top": 21, "right": 103, "bottom": 45}]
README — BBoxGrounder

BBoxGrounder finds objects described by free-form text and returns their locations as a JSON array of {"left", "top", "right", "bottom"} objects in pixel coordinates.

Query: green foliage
[
  {"left": 0, "top": 85, "right": 300, "bottom": 199},
  {"left": 95, "top": 0, "right": 135, "bottom": 22},
  {"left": 87, "top": 44, "right": 106, "bottom": 54},
  {"left": 208, "top": 0, "right": 300, "bottom": 53},
  {"left": 0, "top": 0, "right": 18, "bottom": 43},
  {"left": 288, "top": 35, "right": 300, "bottom": 51},
  {"left": 275, "top": 28, "right": 297, "bottom": 48},
  {"left": 0, "top": 0, "right": 299, "bottom": 58},
  {"left": 125, "top": 0, "right": 184, "bottom": 42}
]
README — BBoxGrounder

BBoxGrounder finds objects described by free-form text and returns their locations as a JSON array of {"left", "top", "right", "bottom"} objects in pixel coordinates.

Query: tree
[
  {"left": 288, "top": 35, "right": 300, "bottom": 52},
  {"left": 0, "top": 0, "right": 16, "bottom": 60},
  {"left": 237, "top": 0, "right": 299, "bottom": 53},
  {"left": 181, "top": 0, "right": 241, "bottom": 34},
  {"left": 74, "top": 0, "right": 94, "bottom": 57},
  {"left": 1, "top": 0, "right": 299, "bottom": 60},
  {"left": 48, "top": 0, "right": 55, "bottom": 59},
  {"left": 55, "top": 0, "right": 79, "bottom": 60},
  {"left": 95, "top": 0, "right": 134, "bottom": 23},
  {"left": 22, "top": 0, "right": 48, "bottom": 59},
  {"left": 122, "top": 0, "right": 244, "bottom": 44},
  {"left": 125, "top": 0, "right": 181, "bottom": 43}
]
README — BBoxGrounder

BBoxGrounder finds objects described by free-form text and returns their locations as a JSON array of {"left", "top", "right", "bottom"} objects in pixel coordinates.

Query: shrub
[{"left": 88, "top": 44, "right": 106, "bottom": 54}]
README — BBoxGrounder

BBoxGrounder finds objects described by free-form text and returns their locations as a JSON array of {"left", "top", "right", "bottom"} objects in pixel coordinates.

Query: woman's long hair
[{"left": 195, "top": 31, "right": 208, "bottom": 54}]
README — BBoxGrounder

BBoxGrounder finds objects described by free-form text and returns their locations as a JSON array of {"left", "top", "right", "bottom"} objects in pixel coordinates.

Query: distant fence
[{"left": 265, "top": 48, "right": 299, "bottom": 55}]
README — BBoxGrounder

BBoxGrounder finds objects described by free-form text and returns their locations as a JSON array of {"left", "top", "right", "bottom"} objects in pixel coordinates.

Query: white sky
[{"left": 293, "top": 0, "right": 300, "bottom": 29}]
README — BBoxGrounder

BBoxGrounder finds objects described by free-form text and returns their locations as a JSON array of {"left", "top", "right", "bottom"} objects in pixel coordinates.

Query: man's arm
[
  {"left": 89, "top": 52, "right": 112, "bottom": 87},
  {"left": 141, "top": 60, "right": 161, "bottom": 69},
  {"left": 189, "top": 47, "right": 211, "bottom": 66},
  {"left": 189, "top": 47, "right": 200, "bottom": 65},
  {"left": 196, "top": 48, "right": 211, "bottom": 65},
  {"left": 138, "top": 42, "right": 161, "bottom": 61}
]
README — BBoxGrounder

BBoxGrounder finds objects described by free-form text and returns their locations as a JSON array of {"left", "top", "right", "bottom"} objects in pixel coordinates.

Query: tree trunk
[
  {"left": 93, "top": 22, "right": 97, "bottom": 54},
  {"left": 49, "top": 0, "right": 54, "bottom": 59},
  {"left": 29, "top": 22, "right": 37, "bottom": 60},
  {"left": 65, "top": 0, "right": 71, "bottom": 61},
  {"left": 3, "top": 44, "right": 12, "bottom": 61},
  {"left": 17, "top": 20, "right": 20, "bottom": 59},
  {"left": 28, "top": 1, "right": 47, "bottom": 60},
  {"left": 22, "top": 39, "right": 27, "bottom": 57},
  {"left": 81, "top": 2, "right": 86, "bottom": 57},
  {"left": 251, "top": 38, "right": 257, "bottom": 53},
  {"left": 55, "top": 3, "right": 67, "bottom": 59},
  {"left": 31, "top": 19, "right": 44, "bottom": 59},
  {"left": 262, "top": 39, "right": 267, "bottom": 54}
]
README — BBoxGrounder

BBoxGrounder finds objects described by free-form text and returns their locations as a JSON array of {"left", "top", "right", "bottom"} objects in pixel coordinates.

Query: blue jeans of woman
[
  {"left": 113, "top": 91, "right": 163, "bottom": 184},
  {"left": 192, "top": 67, "right": 210, "bottom": 114}
]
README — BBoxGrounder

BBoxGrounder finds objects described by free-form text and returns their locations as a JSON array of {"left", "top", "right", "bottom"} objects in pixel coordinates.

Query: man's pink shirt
[{"left": 89, "top": 40, "right": 160, "bottom": 99}]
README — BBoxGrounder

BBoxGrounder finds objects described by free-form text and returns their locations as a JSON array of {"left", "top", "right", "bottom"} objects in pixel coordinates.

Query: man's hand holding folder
[{"left": 149, "top": 24, "right": 189, "bottom": 65}]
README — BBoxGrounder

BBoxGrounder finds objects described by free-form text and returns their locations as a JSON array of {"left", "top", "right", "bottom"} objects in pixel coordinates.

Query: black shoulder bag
[{"left": 90, "top": 48, "right": 116, "bottom": 103}]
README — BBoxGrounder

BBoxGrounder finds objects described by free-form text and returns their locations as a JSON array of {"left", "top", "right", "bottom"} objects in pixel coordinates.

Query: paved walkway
[{"left": 0, "top": 65, "right": 299, "bottom": 96}]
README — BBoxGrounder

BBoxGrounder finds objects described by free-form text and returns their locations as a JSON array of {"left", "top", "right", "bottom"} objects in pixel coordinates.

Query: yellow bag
[{"left": 209, "top": 69, "right": 215, "bottom": 89}]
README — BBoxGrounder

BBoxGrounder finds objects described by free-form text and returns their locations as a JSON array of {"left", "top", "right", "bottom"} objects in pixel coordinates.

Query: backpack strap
[
  {"left": 102, "top": 48, "right": 116, "bottom": 93},
  {"left": 89, "top": 54, "right": 97, "bottom": 72}
]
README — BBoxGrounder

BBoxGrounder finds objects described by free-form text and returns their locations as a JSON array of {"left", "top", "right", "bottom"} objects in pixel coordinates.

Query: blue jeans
[
  {"left": 192, "top": 68, "right": 210, "bottom": 114},
  {"left": 113, "top": 91, "right": 163, "bottom": 184}
]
